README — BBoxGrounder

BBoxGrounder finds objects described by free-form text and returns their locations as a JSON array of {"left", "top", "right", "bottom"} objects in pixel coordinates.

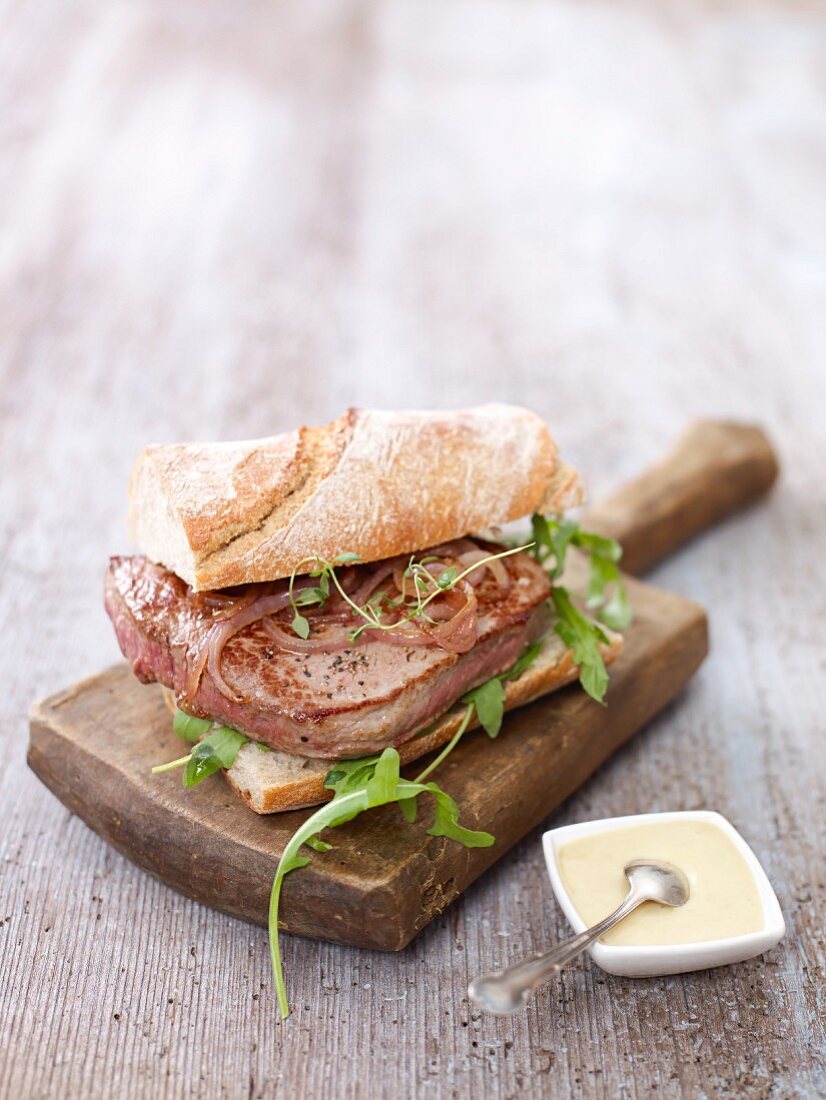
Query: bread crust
[
  {"left": 220, "top": 627, "right": 622, "bottom": 814},
  {"left": 129, "top": 405, "right": 582, "bottom": 591}
]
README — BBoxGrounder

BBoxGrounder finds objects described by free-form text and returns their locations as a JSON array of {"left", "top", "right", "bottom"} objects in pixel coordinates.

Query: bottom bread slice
[{"left": 213, "top": 626, "right": 622, "bottom": 814}]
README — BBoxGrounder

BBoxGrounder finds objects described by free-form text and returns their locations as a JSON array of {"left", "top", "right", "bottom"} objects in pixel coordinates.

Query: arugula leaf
[
  {"left": 598, "top": 583, "right": 632, "bottom": 632},
  {"left": 173, "top": 710, "right": 213, "bottom": 743},
  {"left": 529, "top": 513, "right": 631, "bottom": 632},
  {"left": 462, "top": 678, "right": 506, "bottom": 738},
  {"left": 576, "top": 530, "right": 631, "bottom": 630},
  {"left": 270, "top": 747, "right": 493, "bottom": 1018},
  {"left": 365, "top": 748, "right": 402, "bottom": 802},
  {"left": 461, "top": 641, "right": 543, "bottom": 739},
  {"left": 304, "top": 836, "right": 332, "bottom": 853},
  {"left": 324, "top": 755, "right": 383, "bottom": 796},
  {"left": 398, "top": 797, "right": 418, "bottom": 823},
  {"left": 531, "top": 513, "right": 579, "bottom": 579},
  {"left": 153, "top": 717, "right": 247, "bottom": 778},
  {"left": 267, "top": 640, "right": 543, "bottom": 1018},
  {"left": 585, "top": 548, "right": 620, "bottom": 606},
  {"left": 426, "top": 784, "right": 495, "bottom": 846},
  {"left": 278, "top": 851, "right": 311, "bottom": 877},
  {"left": 183, "top": 726, "right": 249, "bottom": 788},
  {"left": 552, "top": 587, "right": 610, "bottom": 704},
  {"left": 585, "top": 548, "right": 632, "bottom": 629},
  {"left": 505, "top": 641, "right": 542, "bottom": 682},
  {"left": 182, "top": 750, "right": 220, "bottom": 787},
  {"left": 571, "top": 528, "right": 622, "bottom": 562}
]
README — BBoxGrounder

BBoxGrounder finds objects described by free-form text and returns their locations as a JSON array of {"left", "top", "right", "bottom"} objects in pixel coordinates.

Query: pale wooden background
[{"left": 1, "top": 1, "right": 824, "bottom": 1097}]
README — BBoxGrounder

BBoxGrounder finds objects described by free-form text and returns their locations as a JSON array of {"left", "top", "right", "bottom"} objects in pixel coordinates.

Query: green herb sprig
[
  {"left": 528, "top": 513, "right": 632, "bottom": 704},
  {"left": 551, "top": 587, "right": 611, "bottom": 704},
  {"left": 151, "top": 717, "right": 248, "bottom": 787},
  {"left": 461, "top": 641, "right": 542, "bottom": 738},
  {"left": 269, "top": 746, "right": 493, "bottom": 1018},
  {"left": 287, "top": 552, "right": 361, "bottom": 639},
  {"left": 530, "top": 514, "right": 631, "bottom": 631},
  {"left": 286, "top": 542, "right": 535, "bottom": 644}
]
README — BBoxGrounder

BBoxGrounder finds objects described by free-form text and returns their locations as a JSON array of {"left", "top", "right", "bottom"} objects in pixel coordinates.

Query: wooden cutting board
[{"left": 27, "top": 421, "right": 777, "bottom": 952}]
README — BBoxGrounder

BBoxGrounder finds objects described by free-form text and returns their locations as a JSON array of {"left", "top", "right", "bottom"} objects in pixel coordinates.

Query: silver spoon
[{"left": 468, "top": 859, "right": 690, "bottom": 1015}]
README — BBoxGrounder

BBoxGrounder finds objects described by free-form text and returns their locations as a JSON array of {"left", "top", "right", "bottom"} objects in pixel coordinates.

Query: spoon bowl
[
  {"left": 468, "top": 858, "right": 690, "bottom": 1015},
  {"left": 623, "top": 859, "right": 690, "bottom": 909}
]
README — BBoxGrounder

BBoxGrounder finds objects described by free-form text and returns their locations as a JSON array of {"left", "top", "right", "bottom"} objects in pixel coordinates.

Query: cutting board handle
[{"left": 583, "top": 419, "right": 779, "bottom": 575}]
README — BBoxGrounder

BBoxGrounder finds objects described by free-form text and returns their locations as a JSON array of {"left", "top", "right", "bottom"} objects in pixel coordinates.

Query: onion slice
[
  {"left": 183, "top": 637, "right": 211, "bottom": 702},
  {"left": 421, "top": 581, "right": 478, "bottom": 653},
  {"left": 188, "top": 591, "right": 294, "bottom": 702},
  {"left": 457, "top": 548, "right": 512, "bottom": 591},
  {"left": 179, "top": 543, "right": 507, "bottom": 698},
  {"left": 262, "top": 618, "right": 355, "bottom": 654},
  {"left": 353, "top": 561, "right": 399, "bottom": 606}
]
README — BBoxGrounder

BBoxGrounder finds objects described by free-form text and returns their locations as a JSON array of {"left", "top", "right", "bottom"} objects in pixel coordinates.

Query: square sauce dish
[{"left": 543, "top": 810, "right": 785, "bottom": 977}]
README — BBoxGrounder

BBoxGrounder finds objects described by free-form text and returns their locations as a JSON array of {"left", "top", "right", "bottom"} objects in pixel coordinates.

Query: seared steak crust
[{"left": 105, "top": 545, "right": 551, "bottom": 758}]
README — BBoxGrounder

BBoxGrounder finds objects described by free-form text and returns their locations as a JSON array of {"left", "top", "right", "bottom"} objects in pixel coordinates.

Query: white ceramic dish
[{"left": 543, "top": 810, "right": 785, "bottom": 977}]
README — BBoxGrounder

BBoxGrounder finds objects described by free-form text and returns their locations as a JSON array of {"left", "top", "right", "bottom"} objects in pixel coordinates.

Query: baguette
[
  {"left": 206, "top": 626, "right": 622, "bottom": 814},
  {"left": 129, "top": 405, "right": 581, "bottom": 591}
]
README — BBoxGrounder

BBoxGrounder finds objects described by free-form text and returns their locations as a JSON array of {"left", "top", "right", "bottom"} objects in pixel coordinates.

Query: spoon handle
[{"left": 468, "top": 891, "right": 643, "bottom": 1015}]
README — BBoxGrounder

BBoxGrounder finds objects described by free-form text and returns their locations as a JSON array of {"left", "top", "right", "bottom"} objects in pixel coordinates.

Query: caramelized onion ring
[
  {"left": 421, "top": 581, "right": 478, "bottom": 653},
  {"left": 179, "top": 590, "right": 299, "bottom": 702},
  {"left": 262, "top": 619, "right": 354, "bottom": 654},
  {"left": 196, "top": 588, "right": 263, "bottom": 620},
  {"left": 183, "top": 637, "right": 211, "bottom": 702},
  {"left": 457, "top": 548, "right": 512, "bottom": 590},
  {"left": 182, "top": 546, "right": 503, "bottom": 699},
  {"left": 353, "top": 561, "right": 398, "bottom": 605},
  {"left": 205, "top": 592, "right": 296, "bottom": 701}
]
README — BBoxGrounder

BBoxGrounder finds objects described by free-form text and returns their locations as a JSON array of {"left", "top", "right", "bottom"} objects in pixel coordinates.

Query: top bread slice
[{"left": 128, "top": 404, "right": 582, "bottom": 591}]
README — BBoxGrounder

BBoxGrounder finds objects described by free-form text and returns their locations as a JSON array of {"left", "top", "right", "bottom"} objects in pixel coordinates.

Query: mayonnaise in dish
[{"left": 557, "top": 818, "right": 764, "bottom": 946}]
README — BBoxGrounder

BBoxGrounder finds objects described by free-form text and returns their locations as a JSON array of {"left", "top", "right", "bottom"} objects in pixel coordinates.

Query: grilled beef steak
[{"left": 104, "top": 545, "right": 551, "bottom": 758}]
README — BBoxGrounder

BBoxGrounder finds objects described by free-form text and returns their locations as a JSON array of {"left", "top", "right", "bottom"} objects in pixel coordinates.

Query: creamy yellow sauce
[{"left": 557, "top": 819, "right": 764, "bottom": 946}]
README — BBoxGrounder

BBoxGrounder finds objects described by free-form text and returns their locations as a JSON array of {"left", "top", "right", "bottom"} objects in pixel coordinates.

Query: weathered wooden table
[{"left": 1, "top": 1, "right": 824, "bottom": 1097}]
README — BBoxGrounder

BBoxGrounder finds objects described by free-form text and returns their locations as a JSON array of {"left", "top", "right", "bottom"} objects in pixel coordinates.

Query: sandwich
[{"left": 103, "top": 404, "right": 630, "bottom": 1017}]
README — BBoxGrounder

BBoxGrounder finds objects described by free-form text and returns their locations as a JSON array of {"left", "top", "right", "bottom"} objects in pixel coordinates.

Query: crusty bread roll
[
  {"left": 164, "top": 625, "right": 622, "bottom": 814},
  {"left": 129, "top": 405, "right": 581, "bottom": 591}
]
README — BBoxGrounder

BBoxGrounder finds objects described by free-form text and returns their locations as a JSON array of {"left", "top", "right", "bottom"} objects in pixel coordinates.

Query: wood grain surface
[{"left": 1, "top": 1, "right": 824, "bottom": 1098}]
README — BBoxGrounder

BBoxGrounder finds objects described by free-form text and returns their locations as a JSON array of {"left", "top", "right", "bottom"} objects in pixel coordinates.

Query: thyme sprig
[
  {"left": 287, "top": 552, "right": 360, "bottom": 639},
  {"left": 286, "top": 542, "right": 535, "bottom": 643}
]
